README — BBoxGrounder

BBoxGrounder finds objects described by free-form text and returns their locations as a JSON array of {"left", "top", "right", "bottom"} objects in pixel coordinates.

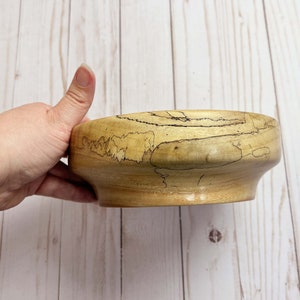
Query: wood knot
[{"left": 209, "top": 229, "right": 222, "bottom": 243}]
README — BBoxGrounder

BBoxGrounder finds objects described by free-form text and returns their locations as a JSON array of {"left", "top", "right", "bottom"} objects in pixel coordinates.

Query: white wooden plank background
[
  {"left": 0, "top": 0, "right": 299, "bottom": 299},
  {"left": 59, "top": 1, "right": 121, "bottom": 299},
  {"left": 120, "top": 2, "right": 183, "bottom": 300}
]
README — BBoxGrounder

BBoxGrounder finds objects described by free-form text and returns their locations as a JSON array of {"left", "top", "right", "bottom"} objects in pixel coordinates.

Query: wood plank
[
  {"left": 59, "top": 1, "right": 121, "bottom": 299},
  {"left": 180, "top": 205, "right": 240, "bottom": 300},
  {"left": 170, "top": 0, "right": 299, "bottom": 298},
  {"left": 0, "top": 0, "right": 69, "bottom": 298},
  {"left": 0, "top": 0, "right": 21, "bottom": 275},
  {"left": 120, "top": 1, "right": 183, "bottom": 299},
  {"left": 59, "top": 204, "right": 121, "bottom": 299},
  {"left": 120, "top": 0, "right": 175, "bottom": 113},
  {"left": 0, "top": 1, "right": 20, "bottom": 111},
  {"left": 0, "top": 197, "right": 62, "bottom": 300},
  {"left": 0, "top": 1, "right": 298, "bottom": 299},
  {"left": 264, "top": 0, "right": 300, "bottom": 275},
  {"left": 171, "top": 1, "right": 241, "bottom": 298}
]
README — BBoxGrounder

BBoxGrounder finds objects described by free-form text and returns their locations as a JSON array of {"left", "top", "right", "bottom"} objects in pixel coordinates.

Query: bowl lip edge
[{"left": 82, "top": 109, "right": 279, "bottom": 124}]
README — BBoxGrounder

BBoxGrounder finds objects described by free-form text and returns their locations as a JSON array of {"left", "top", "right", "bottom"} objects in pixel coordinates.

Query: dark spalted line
[
  {"left": 150, "top": 138, "right": 244, "bottom": 170},
  {"left": 79, "top": 127, "right": 273, "bottom": 182},
  {"left": 151, "top": 111, "right": 245, "bottom": 124},
  {"left": 80, "top": 121, "right": 274, "bottom": 165},
  {"left": 116, "top": 114, "right": 247, "bottom": 128}
]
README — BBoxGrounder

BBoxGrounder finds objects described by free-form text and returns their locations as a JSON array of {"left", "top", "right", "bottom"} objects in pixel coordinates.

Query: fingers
[
  {"left": 37, "top": 161, "right": 98, "bottom": 202},
  {"left": 51, "top": 64, "right": 96, "bottom": 130},
  {"left": 35, "top": 173, "right": 97, "bottom": 203},
  {"left": 49, "top": 160, "right": 86, "bottom": 184}
]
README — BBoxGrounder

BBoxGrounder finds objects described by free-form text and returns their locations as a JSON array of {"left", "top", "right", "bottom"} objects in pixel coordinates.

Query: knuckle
[{"left": 65, "top": 90, "right": 88, "bottom": 107}]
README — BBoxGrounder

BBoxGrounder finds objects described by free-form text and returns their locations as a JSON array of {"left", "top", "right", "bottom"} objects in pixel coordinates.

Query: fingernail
[{"left": 75, "top": 64, "right": 92, "bottom": 87}]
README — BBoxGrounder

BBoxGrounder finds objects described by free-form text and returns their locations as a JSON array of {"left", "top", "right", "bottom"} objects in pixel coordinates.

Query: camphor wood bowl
[{"left": 69, "top": 110, "right": 281, "bottom": 207}]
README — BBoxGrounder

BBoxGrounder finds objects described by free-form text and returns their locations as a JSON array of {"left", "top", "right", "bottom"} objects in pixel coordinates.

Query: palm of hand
[{"left": 0, "top": 65, "right": 96, "bottom": 210}]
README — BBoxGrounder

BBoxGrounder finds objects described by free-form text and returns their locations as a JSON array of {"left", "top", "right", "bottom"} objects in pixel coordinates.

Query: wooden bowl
[{"left": 69, "top": 110, "right": 281, "bottom": 207}]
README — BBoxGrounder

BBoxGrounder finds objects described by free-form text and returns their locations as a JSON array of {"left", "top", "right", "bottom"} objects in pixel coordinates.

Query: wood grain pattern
[
  {"left": 0, "top": 1, "right": 68, "bottom": 298},
  {"left": 171, "top": 0, "right": 300, "bottom": 299},
  {"left": 0, "top": 1, "right": 21, "bottom": 279},
  {"left": 264, "top": 0, "right": 300, "bottom": 274},
  {"left": 70, "top": 110, "right": 281, "bottom": 206},
  {"left": 0, "top": 0, "right": 299, "bottom": 299},
  {"left": 120, "top": 1, "right": 183, "bottom": 299},
  {"left": 0, "top": 1, "right": 20, "bottom": 111},
  {"left": 170, "top": 1, "right": 246, "bottom": 298},
  {"left": 59, "top": 0, "right": 121, "bottom": 299}
]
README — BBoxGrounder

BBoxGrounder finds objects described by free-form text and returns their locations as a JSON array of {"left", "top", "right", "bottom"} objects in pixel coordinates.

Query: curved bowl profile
[{"left": 69, "top": 110, "right": 281, "bottom": 207}]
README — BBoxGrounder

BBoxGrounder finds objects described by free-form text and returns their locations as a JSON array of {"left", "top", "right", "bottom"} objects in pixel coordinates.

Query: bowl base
[{"left": 96, "top": 184, "right": 257, "bottom": 207}]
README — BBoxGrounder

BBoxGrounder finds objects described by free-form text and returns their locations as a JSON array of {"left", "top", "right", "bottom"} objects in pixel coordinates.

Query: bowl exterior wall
[{"left": 69, "top": 110, "right": 281, "bottom": 207}]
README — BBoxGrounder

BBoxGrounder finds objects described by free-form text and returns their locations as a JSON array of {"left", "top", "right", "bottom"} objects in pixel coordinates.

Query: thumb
[{"left": 52, "top": 64, "right": 96, "bottom": 129}]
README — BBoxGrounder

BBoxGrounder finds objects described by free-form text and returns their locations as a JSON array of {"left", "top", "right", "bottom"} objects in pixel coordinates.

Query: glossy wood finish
[
  {"left": 0, "top": 0, "right": 299, "bottom": 299},
  {"left": 70, "top": 110, "right": 281, "bottom": 206}
]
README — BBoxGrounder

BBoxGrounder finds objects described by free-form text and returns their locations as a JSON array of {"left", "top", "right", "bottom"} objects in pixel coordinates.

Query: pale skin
[{"left": 0, "top": 64, "right": 97, "bottom": 210}]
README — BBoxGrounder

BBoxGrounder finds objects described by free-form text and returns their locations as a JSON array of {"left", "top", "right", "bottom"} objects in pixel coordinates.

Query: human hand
[{"left": 0, "top": 64, "right": 97, "bottom": 210}]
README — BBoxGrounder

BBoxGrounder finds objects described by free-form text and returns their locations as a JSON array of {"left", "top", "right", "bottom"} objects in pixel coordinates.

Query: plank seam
[
  {"left": 262, "top": 0, "right": 300, "bottom": 287},
  {"left": 11, "top": 0, "right": 23, "bottom": 107},
  {"left": 119, "top": 1, "right": 123, "bottom": 298},
  {"left": 169, "top": 0, "right": 177, "bottom": 110},
  {"left": 58, "top": 1, "right": 72, "bottom": 299},
  {"left": 179, "top": 207, "right": 186, "bottom": 300},
  {"left": 169, "top": 1, "right": 185, "bottom": 299}
]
